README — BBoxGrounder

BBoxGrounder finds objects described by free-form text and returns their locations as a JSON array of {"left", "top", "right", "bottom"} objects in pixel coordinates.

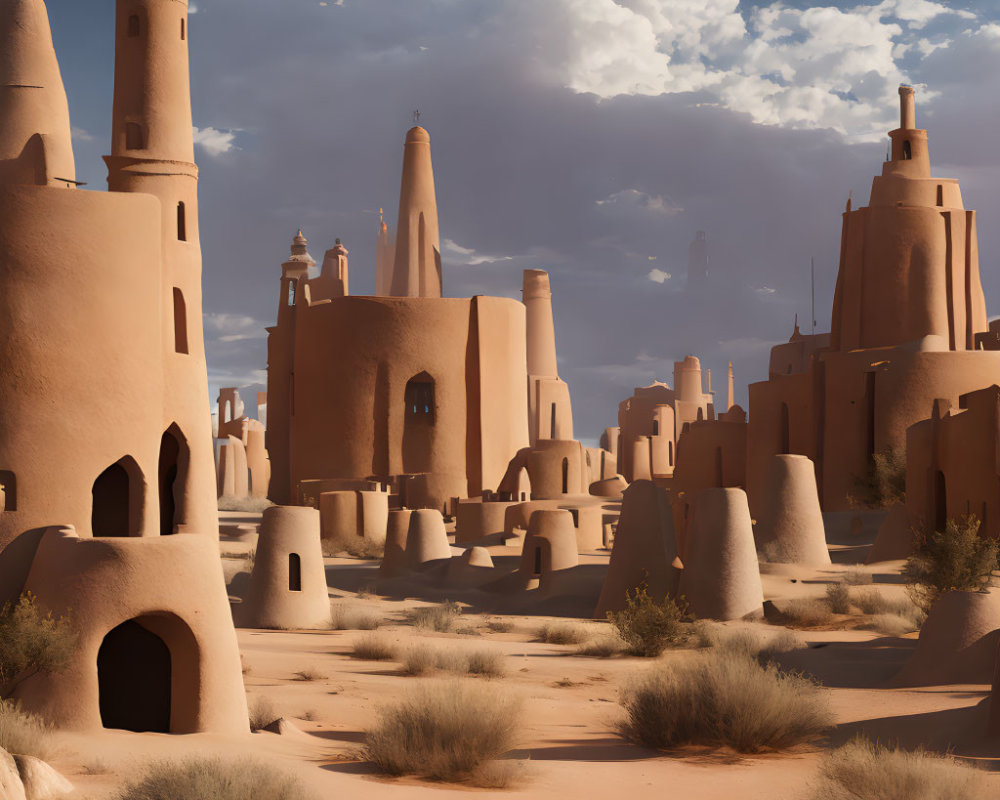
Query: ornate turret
[{"left": 0, "top": 0, "right": 75, "bottom": 186}]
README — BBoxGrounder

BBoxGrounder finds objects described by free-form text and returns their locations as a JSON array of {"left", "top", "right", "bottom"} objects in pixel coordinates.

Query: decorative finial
[{"left": 335, "top": 237, "right": 342, "bottom": 245}]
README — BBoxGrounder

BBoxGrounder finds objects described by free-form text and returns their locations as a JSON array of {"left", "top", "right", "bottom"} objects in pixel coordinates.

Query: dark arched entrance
[
  {"left": 98, "top": 619, "right": 171, "bottom": 732},
  {"left": 403, "top": 372, "right": 435, "bottom": 474},
  {"left": 158, "top": 427, "right": 188, "bottom": 535},
  {"left": 92, "top": 461, "right": 134, "bottom": 537}
]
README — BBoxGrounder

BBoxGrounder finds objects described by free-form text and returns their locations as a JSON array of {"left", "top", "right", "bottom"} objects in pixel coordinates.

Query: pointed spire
[
  {"left": 389, "top": 126, "right": 441, "bottom": 297},
  {"left": 285, "top": 229, "right": 314, "bottom": 266},
  {"left": 727, "top": 361, "right": 734, "bottom": 412},
  {"left": 0, "top": 0, "right": 76, "bottom": 186}
]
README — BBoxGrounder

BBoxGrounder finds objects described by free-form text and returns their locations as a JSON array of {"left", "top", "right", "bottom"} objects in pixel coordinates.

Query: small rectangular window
[
  {"left": 0, "top": 471, "right": 16, "bottom": 511},
  {"left": 177, "top": 202, "right": 187, "bottom": 241},
  {"left": 181, "top": 19, "right": 186, "bottom": 40},
  {"left": 128, "top": 14, "right": 140, "bottom": 36}
]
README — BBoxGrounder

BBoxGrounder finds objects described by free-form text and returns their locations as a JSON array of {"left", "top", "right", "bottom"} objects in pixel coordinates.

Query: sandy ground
[{"left": 46, "top": 512, "right": 1000, "bottom": 798}]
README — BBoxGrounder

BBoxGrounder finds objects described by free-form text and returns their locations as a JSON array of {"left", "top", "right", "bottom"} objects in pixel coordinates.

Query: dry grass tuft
[
  {"left": 332, "top": 605, "right": 383, "bottom": 631},
  {"left": 400, "top": 645, "right": 505, "bottom": 678},
  {"left": 0, "top": 700, "right": 52, "bottom": 759},
  {"left": 618, "top": 649, "right": 832, "bottom": 753},
  {"left": 695, "top": 623, "right": 800, "bottom": 663},
  {"left": 350, "top": 633, "right": 397, "bottom": 661},
  {"left": 247, "top": 695, "right": 279, "bottom": 732},
  {"left": 536, "top": 621, "right": 592, "bottom": 645},
  {"left": 293, "top": 666, "right": 326, "bottom": 682},
  {"left": 575, "top": 635, "right": 626, "bottom": 658},
  {"left": 217, "top": 496, "right": 273, "bottom": 513},
  {"left": 484, "top": 618, "right": 514, "bottom": 633},
  {"left": 606, "top": 584, "right": 691, "bottom": 656},
  {"left": 408, "top": 602, "right": 462, "bottom": 632},
  {"left": 808, "top": 738, "right": 991, "bottom": 800},
  {"left": 859, "top": 613, "right": 919, "bottom": 637},
  {"left": 322, "top": 537, "right": 385, "bottom": 560},
  {"left": 777, "top": 598, "right": 834, "bottom": 628},
  {"left": 116, "top": 756, "right": 317, "bottom": 800},
  {"left": 852, "top": 588, "right": 924, "bottom": 632},
  {"left": 826, "top": 582, "right": 852, "bottom": 614},
  {"left": 842, "top": 567, "right": 874, "bottom": 586},
  {"left": 361, "top": 680, "right": 522, "bottom": 786}
]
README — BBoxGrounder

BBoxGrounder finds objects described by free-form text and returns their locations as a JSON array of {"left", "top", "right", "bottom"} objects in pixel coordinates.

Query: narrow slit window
[
  {"left": 128, "top": 14, "right": 140, "bottom": 36},
  {"left": 172, "top": 288, "right": 189, "bottom": 354},
  {"left": 180, "top": 19, "right": 185, "bottom": 40},
  {"left": 0, "top": 471, "right": 16, "bottom": 511},
  {"left": 177, "top": 202, "right": 187, "bottom": 241},
  {"left": 288, "top": 553, "right": 301, "bottom": 591},
  {"left": 902, "top": 140, "right": 912, "bottom": 160}
]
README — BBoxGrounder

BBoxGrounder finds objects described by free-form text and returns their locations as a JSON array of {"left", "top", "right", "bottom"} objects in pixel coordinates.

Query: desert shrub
[
  {"left": 826, "top": 582, "right": 851, "bottom": 614},
  {"left": 807, "top": 738, "right": 990, "bottom": 800},
  {"left": 575, "top": 635, "right": 626, "bottom": 658},
  {"left": 361, "top": 680, "right": 521, "bottom": 786},
  {"left": 536, "top": 621, "right": 591, "bottom": 645},
  {"left": 465, "top": 650, "right": 506, "bottom": 678},
  {"left": 116, "top": 756, "right": 316, "bottom": 800},
  {"left": 247, "top": 696, "right": 278, "bottom": 732},
  {"left": 842, "top": 567, "right": 874, "bottom": 586},
  {"left": 618, "top": 650, "right": 832, "bottom": 753},
  {"left": 0, "top": 592, "right": 76, "bottom": 698},
  {"left": 0, "top": 700, "right": 51, "bottom": 759},
  {"left": 350, "top": 633, "right": 397, "bottom": 661},
  {"left": 332, "top": 605, "right": 382, "bottom": 631},
  {"left": 322, "top": 537, "right": 385, "bottom": 560},
  {"left": 217, "top": 496, "right": 273, "bottom": 513},
  {"left": 859, "top": 613, "right": 918, "bottom": 637},
  {"left": 293, "top": 666, "right": 326, "bottom": 682},
  {"left": 904, "top": 515, "right": 999, "bottom": 612},
  {"left": 778, "top": 598, "right": 834, "bottom": 628},
  {"left": 484, "top": 618, "right": 513, "bottom": 633},
  {"left": 408, "top": 602, "right": 462, "bottom": 632},
  {"left": 606, "top": 584, "right": 691, "bottom": 657},
  {"left": 847, "top": 450, "right": 906, "bottom": 510}
]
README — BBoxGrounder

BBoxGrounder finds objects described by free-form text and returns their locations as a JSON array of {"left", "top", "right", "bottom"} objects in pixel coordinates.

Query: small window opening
[
  {"left": 668, "top": 440, "right": 674, "bottom": 467},
  {"left": 177, "top": 202, "right": 187, "bottom": 241},
  {"left": 127, "top": 14, "right": 140, "bottom": 36},
  {"left": 287, "top": 280, "right": 296, "bottom": 306},
  {"left": 652, "top": 419, "right": 659, "bottom": 436},
  {"left": 288, "top": 553, "right": 301, "bottom": 592},
  {"left": 405, "top": 376, "right": 435, "bottom": 423},
  {"left": 0, "top": 471, "right": 17, "bottom": 511},
  {"left": 550, "top": 403, "right": 557, "bottom": 437},
  {"left": 533, "top": 547, "right": 542, "bottom": 577},
  {"left": 180, "top": 18, "right": 185, "bottom": 40},
  {"left": 172, "top": 288, "right": 189, "bottom": 354},
  {"left": 569, "top": 508, "right": 579, "bottom": 527},
  {"left": 936, "top": 184, "right": 943, "bottom": 206},
  {"left": 902, "top": 140, "right": 912, "bottom": 160},
  {"left": 561, "top": 457, "right": 569, "bottom": 494}
]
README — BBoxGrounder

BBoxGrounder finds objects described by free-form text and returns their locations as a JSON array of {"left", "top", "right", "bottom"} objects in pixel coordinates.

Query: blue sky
[{"left": 45, "top": 0, "right": 1000, "bottom": 443}]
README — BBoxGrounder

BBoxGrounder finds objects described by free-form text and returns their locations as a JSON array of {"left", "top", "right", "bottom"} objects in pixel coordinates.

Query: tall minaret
[
  {"left": 375, "top": 209, "right": 394, "bottom": 296},
  {"left": 523, "top": 270, "right": 559, "bottom": 379},
  {"left": 105, "top": 0, "right": 217, "bottom": 535},
  {"left": 727, "top": 361, "right": 734, "bottom": 411},
  {"left": 0, "top": 0, "right": 75, "bottom": 187},
  {"left": 389, "top": 126, "right": 442, "bottom": 297}
]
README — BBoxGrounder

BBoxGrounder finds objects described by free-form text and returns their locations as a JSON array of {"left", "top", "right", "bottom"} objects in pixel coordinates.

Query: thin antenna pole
[{"left": 811, "top": 256, "right": 816, "bottom": 336}]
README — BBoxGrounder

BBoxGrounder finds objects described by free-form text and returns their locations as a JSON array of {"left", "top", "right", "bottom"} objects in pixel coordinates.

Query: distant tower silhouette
[
  {"left": 687, "top": 230, "right": 708, "bottom": 289},
  {"left": 389, "top": 126, "right": 441, "bottom": 297}
]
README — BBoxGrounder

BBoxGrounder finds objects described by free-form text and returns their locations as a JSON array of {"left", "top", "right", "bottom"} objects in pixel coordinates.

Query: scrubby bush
[
  {"left": 778, "top": 598, "right": 834, "bottom": 628},
  {"left": 847, "top": 450, "right": 906, "bottom": 510},
  {"left": 0, "top": 592, "right": 76, "bottom": 699},
  {"left": 842, "top": 567, "right": 874, "bottom": 586},
  {"left": 350, "top": 633, "right": 397, "bottom": 661},
  {"left": 484, "top": 618, "right": 513, "bottom": 633},
  {"left": 116, "top": 756, "right": 316, "bottom": 800},
  {"left": 859, "top": 613, "right": 918, "bottom": 637},
  {"left": 247, "top": 696, "right": 279, "bottom": 732},
  {"left": 606, "top": 584, "right": 691, "bottom": 657},
  {"left": 904, "top": 515, "right": 999, "bottom": 612},
  {"left": 217, "top": 496, "right": 273, "bottom": 513},
  {"left": 0, "top": 699, "right": 51, "bottom": 759},
  {"left": 322, "top": 537, "right": 385, "bottom": 560},
  {"left": 826, "top": 582, "right": 851, "bottom": 614},
  {"left": 808, "top": 738, "right": 990, "bottom": 800},
  {"left": 617, "top": 650, "right": 832, "bottom": 753},
  {"left": 408, "top": 602, "right": 462, "bottom": 632},
  {"left": 536, "top": 621, "right": 592, "bottom": 645},
  {"left": 361, "top": 681, "right": 521, "bottom": 786},
  {"left": 695, "top": 623, "right": 800, "bottom": 663},
  {"left": 293, "top": 667, "right": 326, "bottom": 682},
  {"left": 331, "top": 605, "right": 382, "bottom": 631}
]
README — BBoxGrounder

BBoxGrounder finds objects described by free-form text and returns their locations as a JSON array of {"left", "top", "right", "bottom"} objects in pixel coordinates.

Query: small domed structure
[
  {"left": 405, "top": 509, "right": 452, "bottom": 569},
  {"left": 755, "top": 454, "right": 830, "bottom": 565},
  {"left": 379, "top": 509, "right": 412, "bottom": 577},
  {"left": 518, "top": 509, "right": 578, "bottom": 593}
]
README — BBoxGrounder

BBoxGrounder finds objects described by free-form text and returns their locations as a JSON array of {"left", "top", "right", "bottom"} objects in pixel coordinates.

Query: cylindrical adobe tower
[
  {"left": 389, "top": 126, "right": 441, "bottom": 298},
  {"left": 523, "top": 269, "right": 559, "bottom": 379},
  {"left": 104, "top": 0, "right": 217, "bottom": 537}
]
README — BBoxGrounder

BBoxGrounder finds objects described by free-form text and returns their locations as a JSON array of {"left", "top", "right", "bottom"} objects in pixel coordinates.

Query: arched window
[
  {"left": 177, "top": 202, "right": 187, "bottom": 241},
  {"left": 159, "top": 426, "right": 188, "bottom": 535},
  {"left": 172, "top": 288, "right": 188, "bottom": 354},
  {"left": 405, "top": 374, "right": 435, "bottom": 421},
  {"left": 652, "top": 419, "right": 659, "bottom": 436},
  {"left": 287, "top": 280, "right": 296, "bottom": 306},
  {"left": 125, "top": 122, "right": 146, "bottom": 150},
  {"left": 288, "top": 553, "right": 302, "bottom": 592},
  {"left": 902, "top": 140, "right": 912, "bottom": 160},
  {"left": 127, "top": 14, "right": 140, "bottom": 36},
  {"left": 92, "top": 457, "right": 141, "bottom": 537}
]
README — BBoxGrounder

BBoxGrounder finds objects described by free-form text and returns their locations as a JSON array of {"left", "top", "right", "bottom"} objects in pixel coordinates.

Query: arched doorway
[
  {"left": 98, "top": 620, "right": 171, "bottom": 732},
  {"left": 92, "top": 457, "right": 141, "bottom": 537},
  {"left": 159, "top": 426, "right": 188, "bottom": 536}
]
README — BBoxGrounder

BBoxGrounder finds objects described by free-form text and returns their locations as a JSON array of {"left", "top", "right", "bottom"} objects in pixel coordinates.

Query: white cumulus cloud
[{"left": 193, "top": 125, "right": 239, "bottom": 156}]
